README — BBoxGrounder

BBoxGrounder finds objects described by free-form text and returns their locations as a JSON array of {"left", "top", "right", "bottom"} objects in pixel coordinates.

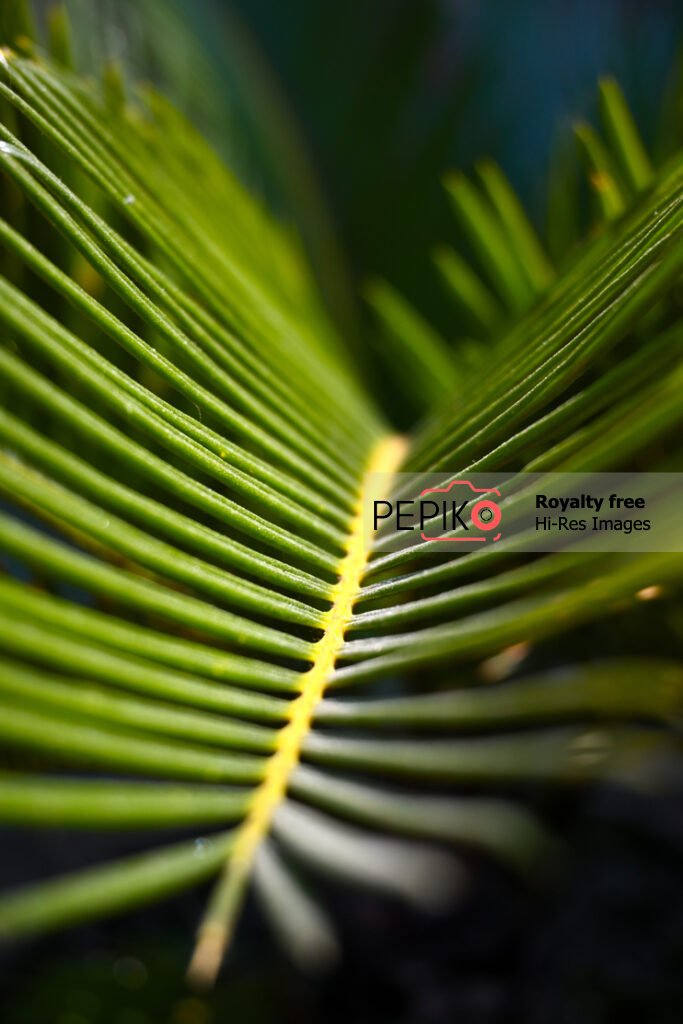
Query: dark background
[
  {"left": 207, "top": 0, "right": 683, "bottom": 335},
  {"left": 3, "top": 2, "right": 683, "bottom": 1021}
]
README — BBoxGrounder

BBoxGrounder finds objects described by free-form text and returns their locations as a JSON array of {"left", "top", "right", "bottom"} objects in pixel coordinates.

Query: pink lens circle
[{"left": 471, "top": 499, "right": 501, "bottom": 531}]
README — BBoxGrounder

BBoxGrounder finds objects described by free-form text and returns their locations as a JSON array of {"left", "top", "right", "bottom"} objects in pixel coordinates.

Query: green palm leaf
[{"left": 0, "top": 6, "right": 681, "bottom": 986}]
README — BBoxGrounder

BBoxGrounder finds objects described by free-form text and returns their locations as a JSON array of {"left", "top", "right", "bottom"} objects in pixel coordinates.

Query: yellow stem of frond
[{"left": 188, "top": 432, "right": 407, "bottom": 986}]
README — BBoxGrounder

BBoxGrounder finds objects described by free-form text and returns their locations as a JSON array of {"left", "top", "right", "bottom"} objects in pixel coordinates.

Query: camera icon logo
[{"left": 419, "top": 479, "right": 502, "bottom": 543}]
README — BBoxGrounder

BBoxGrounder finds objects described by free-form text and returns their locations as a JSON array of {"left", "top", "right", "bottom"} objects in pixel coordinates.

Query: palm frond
[{"left": 0, "top": 7, "right": 681, "bottom": 987}]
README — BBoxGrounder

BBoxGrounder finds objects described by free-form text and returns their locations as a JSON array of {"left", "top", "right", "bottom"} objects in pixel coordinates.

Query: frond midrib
[{"left": 188, "top": 433, "right": 407, "bottom": 985}]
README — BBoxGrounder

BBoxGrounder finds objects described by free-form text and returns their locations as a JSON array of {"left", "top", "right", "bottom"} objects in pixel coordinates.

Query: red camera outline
[{"left": 419, "top": 479, "right": 502, "bottom": 543}]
